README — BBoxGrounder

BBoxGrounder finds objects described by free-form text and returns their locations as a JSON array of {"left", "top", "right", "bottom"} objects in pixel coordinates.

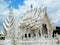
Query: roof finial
[
  {"left": 9, "top": 0, "right": 12, "bottom": 10},
  {"left": 31, "top": 4, "right": 33, "bottom": 11},
  {"left": 44, "top": 0, "right": 47, "bottom": 11},
  {"left": 9, "top": 0, "right": 13, "bottom": 14},
  {"left": 42, "top": 0, "right": 47, "bottom": 12},
  {"left": 43, "top": 0, "right": 46, "bottom": 7},
  {"left": 42, "top": 0, "right": 46, "bottom": 8}
]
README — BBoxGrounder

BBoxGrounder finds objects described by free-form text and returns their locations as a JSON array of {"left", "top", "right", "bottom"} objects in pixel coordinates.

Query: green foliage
[
  {"left": 0, "top": 34, "right": 2, "bottom": 36},
  {"left": 0, "top": 37, "right": 5, "bottom": 40},
  {"left": 0, "top": 34, "right": 5, "bottom": 40}
]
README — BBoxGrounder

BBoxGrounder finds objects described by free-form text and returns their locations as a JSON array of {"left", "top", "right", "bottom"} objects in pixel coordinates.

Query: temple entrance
[{"left": 42, "top": 24, "right": 48, "bottom": 36}]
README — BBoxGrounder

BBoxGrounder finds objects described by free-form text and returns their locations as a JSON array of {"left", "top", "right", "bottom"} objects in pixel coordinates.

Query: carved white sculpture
[{"left": 3, "top": 9, "right": 15, "bottom": 39}]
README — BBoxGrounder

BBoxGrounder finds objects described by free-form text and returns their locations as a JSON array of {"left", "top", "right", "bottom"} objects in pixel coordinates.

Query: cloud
[
  {"left": 47, "top": 0, "right": 60, "bottom": 26},
  {"left": 0, "top": 0, "right": 9, "bottom": 31},
  {"left": 0, "top": 0, "right": 9, "bottom": 15}
]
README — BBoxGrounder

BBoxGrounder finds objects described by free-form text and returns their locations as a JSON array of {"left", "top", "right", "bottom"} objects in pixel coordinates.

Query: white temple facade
[
  {"left": 0, "top": 6, "right": 60, "bottom": 45},
  {"left": 19, "top": 7, "right": 55, "bottom": 40}
]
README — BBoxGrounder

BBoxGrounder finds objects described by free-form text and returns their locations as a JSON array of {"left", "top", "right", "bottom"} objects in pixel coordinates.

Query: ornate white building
[
  {"left": 0, "top": 6, "right": 60, "bottom": 45},
  {"left": 19, "top": 7, "right": 55, "bottom": 39}
]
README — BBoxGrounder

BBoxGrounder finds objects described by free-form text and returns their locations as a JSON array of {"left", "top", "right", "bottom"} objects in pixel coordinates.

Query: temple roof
[{"left": 19, "top": 7, "right": 46, "bottom": 29}]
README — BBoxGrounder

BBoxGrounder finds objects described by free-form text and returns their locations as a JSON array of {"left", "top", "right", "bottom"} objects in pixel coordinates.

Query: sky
[{"left": 0, "top": 0, "right": 60, "bottom": 32}]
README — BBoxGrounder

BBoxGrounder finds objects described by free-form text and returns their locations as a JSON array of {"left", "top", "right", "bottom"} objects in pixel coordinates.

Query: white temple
[
  {"left": 19, "top": 7, "right": 55, "bottom": 40},
  {"left": 0, "top": 2, "right": 60, "bottom": 45}
]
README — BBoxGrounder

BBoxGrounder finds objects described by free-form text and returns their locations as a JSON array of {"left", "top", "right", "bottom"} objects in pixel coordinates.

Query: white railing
[
  {"left": 16, "top": 38, "right": 60, "bottom": 45},
  {"left": 0, "top": 38, "right": 60, "bottom": 45}
]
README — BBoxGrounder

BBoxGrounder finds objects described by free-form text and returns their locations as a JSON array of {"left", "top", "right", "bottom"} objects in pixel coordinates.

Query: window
[
  {"left": 25, "top": 34, "right": 27, "bottom": 38},
  {"left": 29, "top": 33, "right": 31, "bottom": 38}
]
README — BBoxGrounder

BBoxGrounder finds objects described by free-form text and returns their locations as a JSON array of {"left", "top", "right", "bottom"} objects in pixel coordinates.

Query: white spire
[
  {"left": 9, "top": 0, "right": 13, "bottom": 15},
  {"left": 44, "top": 0, "right": 46, "bottom": 7},
  {"left": 42, "top": 0, "right": 47, "bottom": 8},
  {"left": 31, "top": 4, "right": 33, "bottom": 11},
  {"left": 3, "top": 0, "right": 15, "bottom": 38},
  {"left": 9, "top": 0, "right": 13, "bottom": 10}
]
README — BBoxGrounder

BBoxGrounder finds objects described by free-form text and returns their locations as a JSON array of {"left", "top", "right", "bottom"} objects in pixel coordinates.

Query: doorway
[{"left": 42, "top": 24, "right": 48, "bottom": 35}]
